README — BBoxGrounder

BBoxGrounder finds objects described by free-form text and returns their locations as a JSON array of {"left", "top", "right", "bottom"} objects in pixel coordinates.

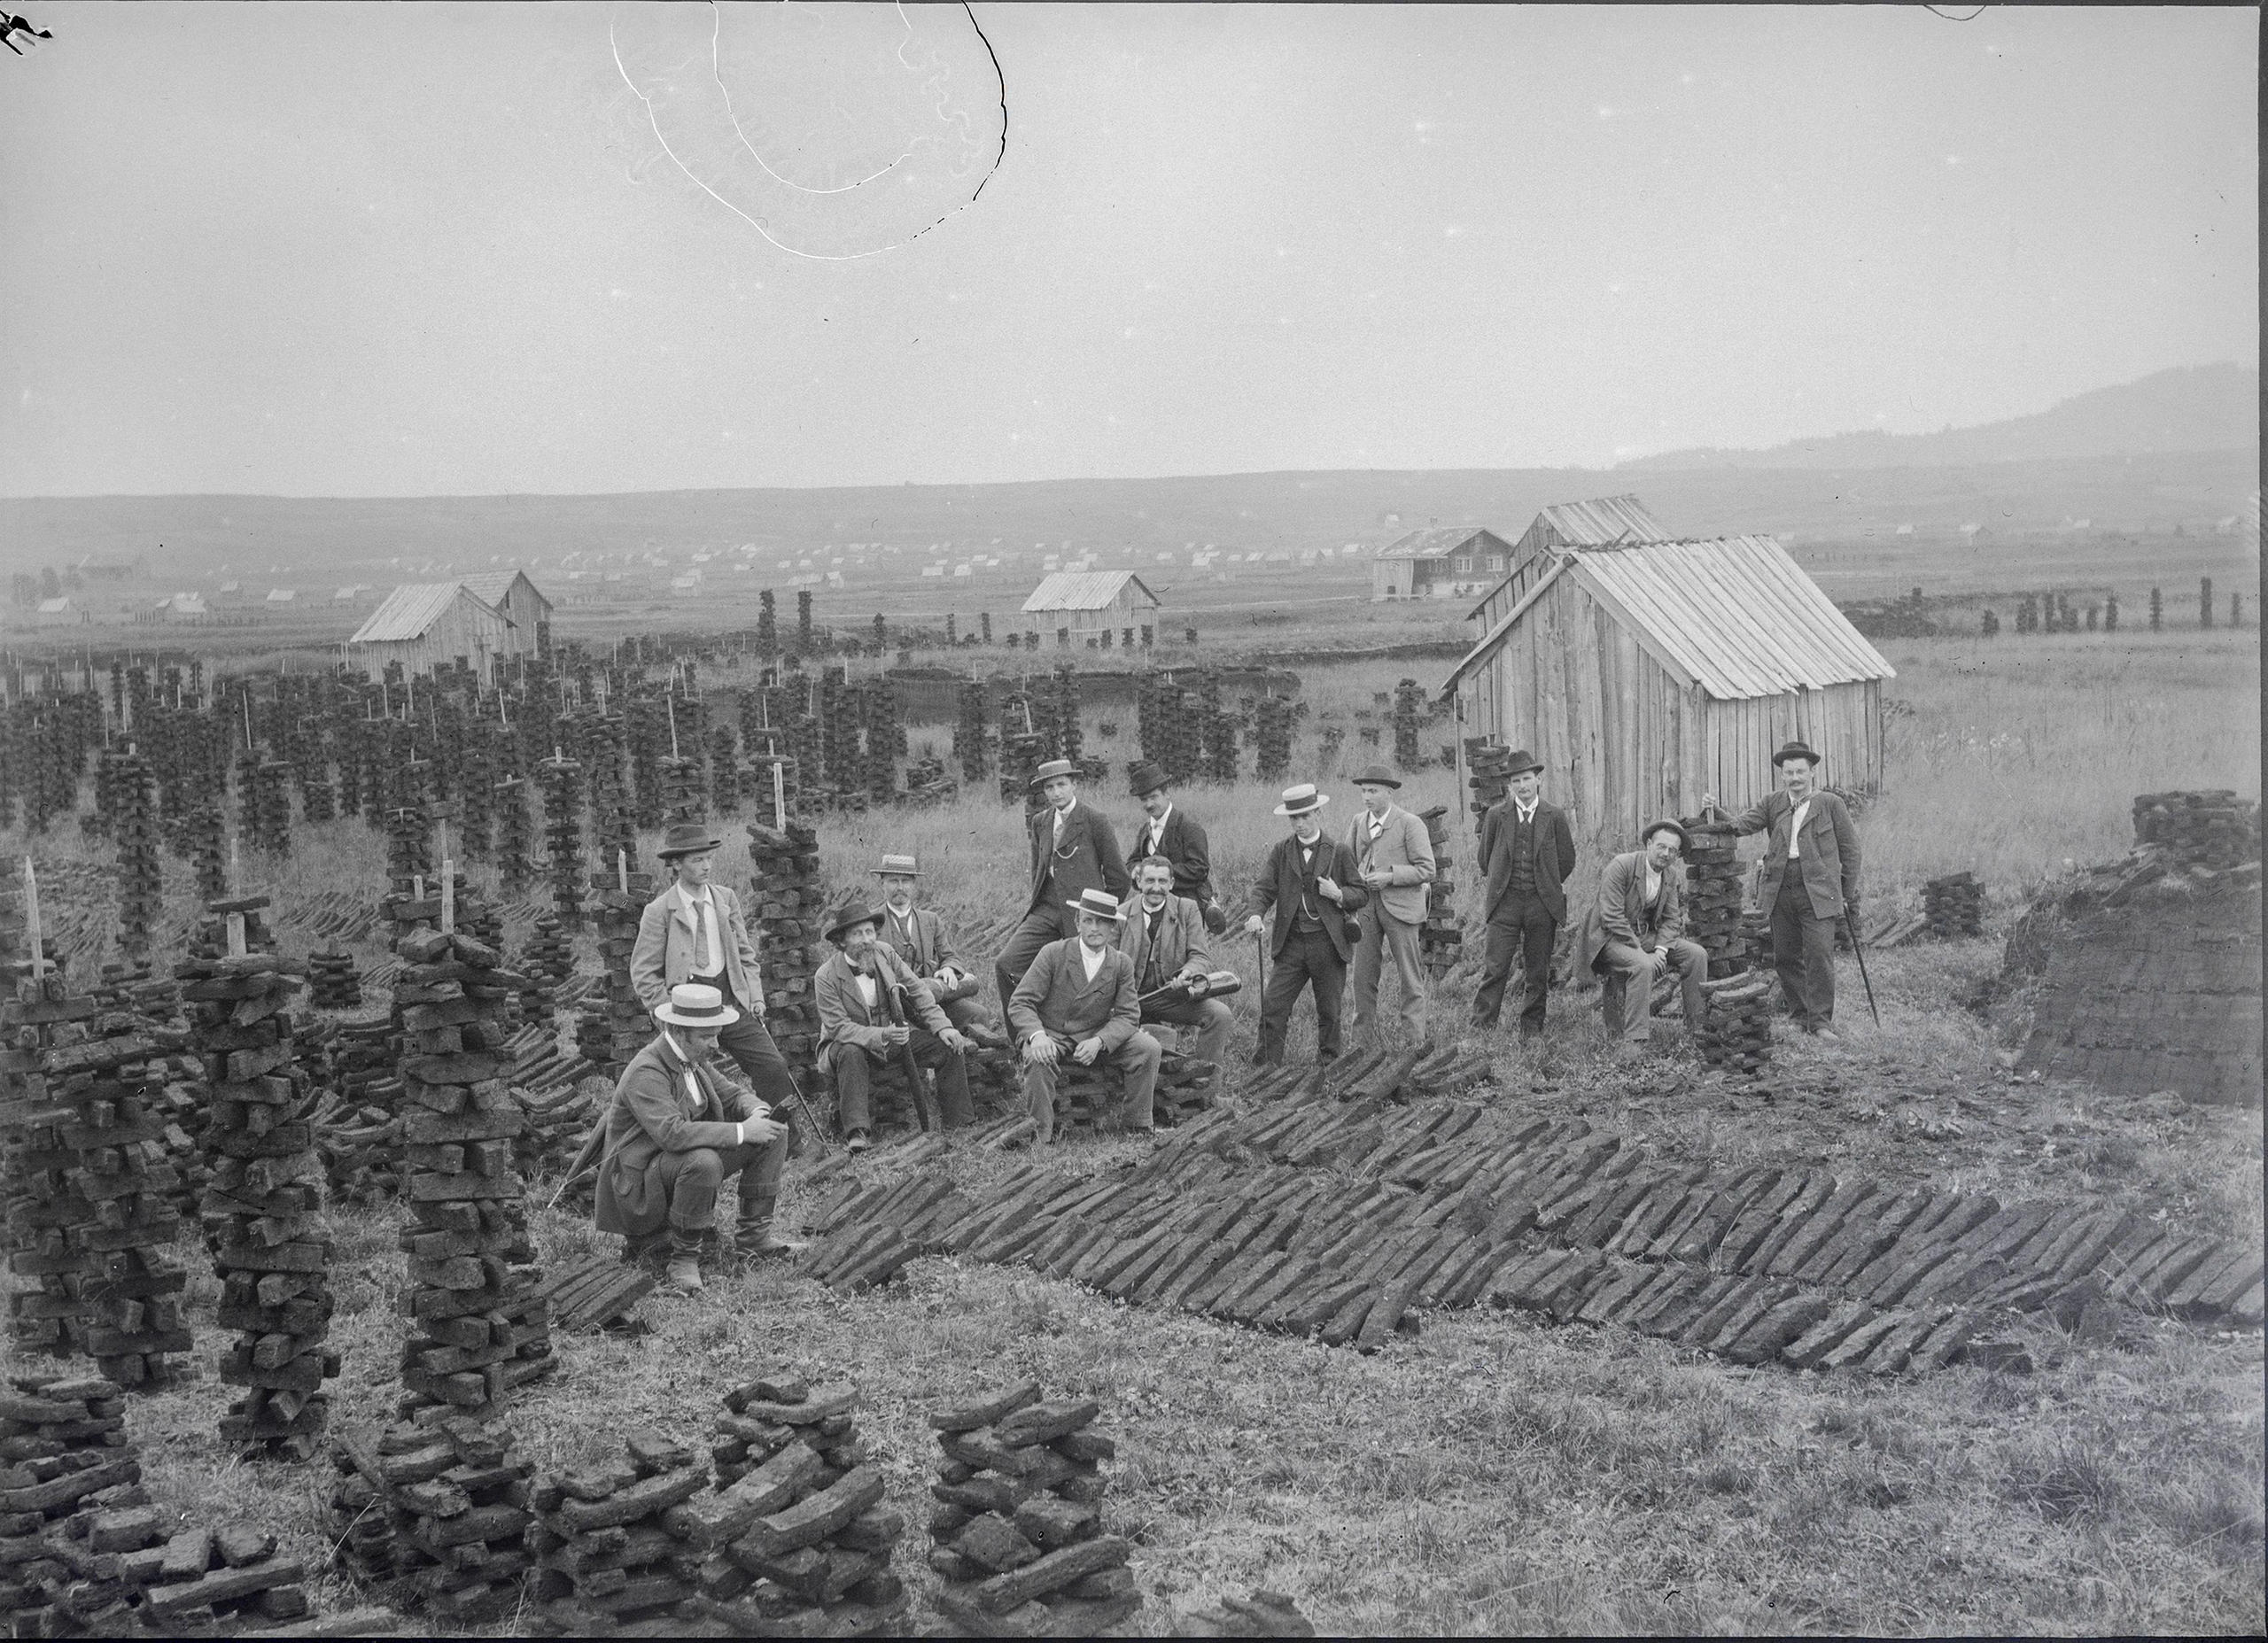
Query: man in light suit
[
  {"left": 1578, "top": 821, "right": 1708, "bottom": 1050},
  {"left": 627, "top": 821, "right": 799, "bottom": 1255},
  {"left": 1008, "top": 889, "right": 1161, "bottom": 1143},
  {"left": 1343, "top": 763, "right": 1437, "bottom": 1040},
  {"left": 872, "top": 852, "right": 1008, "bottom": 1047},
  {"left": 1120, "top": 856, "right": 1232, "bottom": 1066},
  {"left": 1127, "top": 763, "right": 1227, "bottom": 935},
  {"left": 1471, "top": 750, "right": 1578, "bottom": 1038},
  {"left": 1706, "top": 740, "right": 1861, "bottom": 1036},
  {"left": 814, "top": 903, "right": 977, "bottom": 1147},
  {"left": 993, "top": 758, "right": 1132, "bottom": 1016}
]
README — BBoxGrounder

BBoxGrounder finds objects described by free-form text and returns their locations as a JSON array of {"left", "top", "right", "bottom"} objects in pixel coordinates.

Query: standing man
[
  {"left": 1470, "top": 749, "right": 1577, "bottom": 1039},
  {"left": 1343, "top": 763, "right": 1436, "bottom": 1041},
  {"left": 627, "top": 822, "right": 800, "bottom": 1258},
  {"left": 1120, "top": 856, "right": 1232, "bottom": 1067},
  {"left": 814, "top": 903, "right": 977, "bottom": 1148},
  {"left": 1705, "top": 740, "right": 1860, "bottom": 1037},
  {"left": 1245, "top": 783, "right": 1370, "bottom": 1067},
  {"left": 1578, "top": 822, "right": 1709, "bottom": 1052},
  {"left": 872, "top": 852, "right": 1008, "bottom": 1047},
  {"left": 993, "top": 758, "right": 1130, "bottom": 1013},
  {"left": 1008, "top": 889, "right": 1161, "bottom": 1143},
  {"left": 1127, "top": 763, "right": 1227, "bottom": 935}
]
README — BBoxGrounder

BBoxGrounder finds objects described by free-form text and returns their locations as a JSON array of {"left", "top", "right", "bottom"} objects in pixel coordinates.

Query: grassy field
[{"left": 4, "top": 631, "right": 2262, "bottom": 1634}]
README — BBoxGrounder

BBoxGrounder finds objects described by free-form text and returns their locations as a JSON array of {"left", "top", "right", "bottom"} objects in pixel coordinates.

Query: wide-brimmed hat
[
  {"left": 1503, "top": 748, "right": 1544, "bottom": 777},
  {"left": 1066, "top": 887, "right": 1128, "bottom": 923},
  {"left": 1772, "top": 740, "right": 1822, "bottom": 768},
  {"left": 654, "top": 981, "right": 740, "bottom": 1028},
  {"left": 1127, "top": 762, "right": 1170, "bottom": 797},
  {"left": 1641, "top": 819, "right": 1690, "bottom": 850},
  {"left": 871, "top": 853, "right": 921, "bottom": 878},
  {"left": 824, "top": 903, "right": 884, "bottom": 943},
  {"left": 1350, "top": 763, "right": 1402, "bottom": 790},
  {"left": 657, "top": 822, "right": 724, "bottom": 859},
  {"left": 1029, "top": 758, "right": 1078, "bottom": 787},
  {"left": 1273, "top": 783, "right": 1329, "bottom": 818}
]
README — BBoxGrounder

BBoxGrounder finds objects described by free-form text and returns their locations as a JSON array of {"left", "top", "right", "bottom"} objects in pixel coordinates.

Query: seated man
[
  {"left": 871, "top": 852, "right": 1009, "bottom": 1047},
  {"left": 814, "top": 902, "right": 977, "bottom": 1150},
  {"left": 592, "top": 983, "right": 791, "bottom": 1294},
  {"left": 1119, "top": 855, "right": 1232, "bottom": 1066},
  {"left": 1577, "top": 821, "right": 1709, "bottom": 1051},
  {"left": 1007, "top": 888, "right": 1161, "bottom": 1144}
]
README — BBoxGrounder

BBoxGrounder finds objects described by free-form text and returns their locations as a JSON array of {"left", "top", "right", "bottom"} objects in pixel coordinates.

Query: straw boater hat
[
  {"left": 1067, "top": 887, "right": 1128, "bottom": 923},
  {"left": 1503, "top": 748, "right": 1544, "bottom": 777},
  {"left": 1029, "top": 758, "right": 1078, "bottom": 787},
  {"left": 1351, "top": 763, "right": 1401, "bottom": 789},
  {"left": 1772, "top": 740, "right": 1821, "bottom": 768},
  {"left": 654, "top": 981, "right": 739, "bottom": 1028},
  {"left": 872, "top": 853, "right": 921, "bottom": 878},
  {"left": 1273, "top": 783, "right": 1329, "bottom": 818},
  {"left": 824, "top": 903, "right": 884, "bottom": 943},
  {"left": 1127, "top": 762, "right": 1170, "bottom": 798},
  {"left": 657, "top": 823, "right": 724, "bottom": 859}
]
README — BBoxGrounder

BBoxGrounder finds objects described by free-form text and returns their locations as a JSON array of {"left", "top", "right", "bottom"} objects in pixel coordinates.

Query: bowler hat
[
  {"left": 1351, "top": 763, "right": 1402, "bottom": 789},
  {"left": 1503, "top": 748, "right": 1544, "bottom": 777},
  {"left": 657, "top": 822, "right": 724, "bottom": 859},
  {"left": 824, "top": 903, "right": 883, "bottom": 943},
  {"left": 1772, "top": 740, "right": 1822, "bottom": 768},
  {"left": 1066, "top": 887, "right": 1129, "bottom": 923},
  {"left": 1127, "top": 762, "right": 1170, "bottom": 798},
  {"left": 871, "top": 853, "right": 921, "bottom": 878},
  {"left": 1273, "top": 783, "right": 1330, "bottom": 818},
  {"left": 654, "top": 981, "right": 740, "bottom": 1028},
  {"left": 1642, "top": 819, "right": 1690, "bottom": 850},
  {"left": 1029, "top": 758, "right": 1078, "bottom": 787}
]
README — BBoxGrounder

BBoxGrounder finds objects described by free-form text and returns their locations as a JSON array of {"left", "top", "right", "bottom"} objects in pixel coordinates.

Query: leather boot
[
  {"left": 733, "top": 1182, "right": 805, "bottom": 1260},
  {"left": 664, "top": 1227, "right": 706, "bottom": 1293}
]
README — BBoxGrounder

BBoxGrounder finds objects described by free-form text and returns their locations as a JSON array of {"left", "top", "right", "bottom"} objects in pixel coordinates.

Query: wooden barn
[
  {"left": 348, "top": 582, "right": 511, "bottom": 683},
  {"left": 458, "top": 570, "right": 554, "bottom": 657},
  {"left": 1370, "top": 527, "right": 1513, "bottom": 601},
  {"left": 1021, "top": 570, "right": 1161, "bottom": 641},
  {"left": 1441, "top": 534, "right": 1894, "bottom": 844},
  {"left": 1468, "top": 493, "right": 1674, "bottom": 633}
]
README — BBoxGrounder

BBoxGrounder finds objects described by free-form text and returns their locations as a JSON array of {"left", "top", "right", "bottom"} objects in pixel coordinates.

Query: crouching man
[
  {"left": 593, "top": 983, "right": 792, "bottom": 1294},
  {"left": 1579, "top": 821, "right": 1708, "bottom": 1053},
  {"left": 815, "top": 902, "right": 978, "bottom": 1150},
  {"left": 1008, "top": 889, "right": 1161, "bottom": 1143}
]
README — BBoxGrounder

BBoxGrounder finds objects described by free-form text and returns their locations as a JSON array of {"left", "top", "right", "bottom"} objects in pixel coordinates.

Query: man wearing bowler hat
[
  {"left": 992, "top": 757, "right": 1131, "bottom": 1015},
  {"left": 594, "top": 982, "right": 791, "bottom": 1293},
  {"left": 1705, "top": 740, "right": 1860, "bottom": 1036},
  {"left": 1343, "top": 763, "right": 1437, "bottom": 1040},
  {"left": 1245, "top": 783, "right": 1371, "bottom": 1066},
  {"left": 1472, "top": 750, "right": 1577, "bottom": 1037},
  {"left": 1007, "top": 888, "right": 1161, "bottom": 1143},
  {"left": 815, "top": 902, "right": 977, "bottom": 1149},
  {"left": 628, "top": 821, "right": 800, "bottom": 1255},
  {"left": 872, "top": 852, "right": 1008, "bottom": 1047},
  {"left": 1127, "top": 762, "right": 1227, "bottom": 935}
]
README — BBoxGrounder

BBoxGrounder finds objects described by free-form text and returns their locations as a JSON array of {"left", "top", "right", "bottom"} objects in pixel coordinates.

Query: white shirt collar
[
  {"left": 1078, "top": 941, "right": 1107, "bottom": 979},
  {"left": 680, "top": 880, "right": 715, "bottom": 906},
  {"left": 1148, "top": 804, "right": 1172, "bottom": 833},
  {"left": 1514, "top": 797, "right": 1539, "bottom": 823},
  {"left": 1055, "top": 798, "right": 1076, "bottom": 823}
]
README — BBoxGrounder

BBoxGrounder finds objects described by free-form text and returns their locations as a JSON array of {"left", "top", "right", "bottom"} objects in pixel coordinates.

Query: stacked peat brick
[
  {"left": 1922, "top": 872, "right": 1984, "bottom": 940},
  {"left": 955, "top": 679, "right": 991, "bottom": 783},
  {"left": 1691, "top": 976, "right": 1774, "bottom": 1081},
  {"left": 539, "top": 754, "right": 585, "bottom": 928},
  {"left": 2132, "top": 790, "right": 2261, "bottom": 869},
  {"left": 927, "top": 1384, "right": 1138, "bottom": 1637},
  {"left": 1679, "top": 814, "right": 1749, "bottom": 978},
  {"left": 746, "top": 820, "right": 826, "bottom": 1076},
  {"left": 525, "top": 1430, "right": 710, "bottom": 1633},
  {"left": 575, "top": 863, "right": 654, "bottom": 1082},
  {"left": 105, "top": 750, "right": 162, "bottom": 962},
  {"left": 494, "top": 774, "right": 537, "bottom": 898},
  {"left": 1390, "top": 679, "right": 1425, "bottom": 770},
  {"left": 1464, "top": 740, "right": 1514, "bottom": 834},
  {"left": 1252, "top": 694, "right": 1294, "bottom": 782},
  {"left": 322, "top": 1016, "right": 403, "bottom": 1205},
  {"left": 518, "top": 912, "right": 576, "bottom": 1014},
  {"left": 1415, "top": 803, "right": 1461, "bottom": 984},
  {"left": 309, "top": 943, "right": 363, "bottom": 1009},
  {"left": 328, "top": 1415, "right": 535, "bottom": 1624},
  {"left": 3, "top": 964, "right": 96, "bottom": 1366}
]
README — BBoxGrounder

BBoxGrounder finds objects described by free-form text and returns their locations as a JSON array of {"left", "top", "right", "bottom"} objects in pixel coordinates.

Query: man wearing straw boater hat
[
  {"left": 593, "top": 982, "right": 791, "bottom": 1293},
  {"left": 1705, "top": 740, "right": 1861, "bottom": 1037},
  {"left": 815, "top": 900, "right": 978, "bottom": 1149},
  {"left": 1342, "top": 763, "right": 1436, "bottom": 1040},
  {"left": 992, "top": 757, "right": 1131, "bottom": 1016},
  {"left": 1007, "top": 887, "right": 1161, "bottom": 1143},
  {"left": 1245, "top": 782, "right": 1370, "bottom": 1066},
  {"left": 1471, "top": 748, "right": 1577, "bottom": 1038},
  {"left": 1126, "top": 762, "right": 1227, "bottom": 936},
  {"left": 872, "top": 852, "right": 1008, "bottom": 1048}
]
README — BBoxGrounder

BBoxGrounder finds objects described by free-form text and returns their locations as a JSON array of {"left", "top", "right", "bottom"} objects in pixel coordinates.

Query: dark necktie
[{"left": 1141, "top": 911, "right": 1164, "bottom": 993}]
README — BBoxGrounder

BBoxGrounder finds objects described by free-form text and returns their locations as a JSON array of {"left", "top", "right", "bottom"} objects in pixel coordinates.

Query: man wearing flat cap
[
  {"left": 1245, "top": 783, "right": 1371, "bottom": 1066},
  {"left": 1472, "top": 750, "right": 1577, "bottom": 1038},
  {"left": 1007, "top": 888, "right": 1161, "bottom": 1143},
  {"left": 1343, "top": 763, "right": 1436, "bottom": 1040},
  {"left": 594, "top": 983, "right": 791, "bottom": 1293},
  {"left": 992, "top": 757, "right": 1131, "bottom": 1016},
  {"left": 1579, "top": 821, "right": 1709, "bottom": 1050},
  {"left": 1705, "top": 740, "right": 1860, "bottom": 1036},
  {"left": 1127, "top": 763, "right": 1227, "bottom": 936},
  {"left": 872, "top": 852, "right": 1008, "bottom": 1047},
  {"left": 815, "top": 903, "right": 977, "bottom": 1150}
]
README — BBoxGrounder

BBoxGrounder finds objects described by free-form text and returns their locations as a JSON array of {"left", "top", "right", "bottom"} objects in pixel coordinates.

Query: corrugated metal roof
[
  {"left": 350, "top": 582, "right": 501, "bottom": 644},
  {"left": 1021, "top": 570, "right": 1158, "bottom": 612},
  {"left": 1528, "top": 494, "right": 1667, "bottom": 548},
  {"left": 460, "top": 570, "right": 549, "bottom": 611},
  {"left": 1445, "top": 536, "right": 1894, "bottom": 701},
  {"left": 1374, "top": 527, "right": 1506, "bottom": 561}
]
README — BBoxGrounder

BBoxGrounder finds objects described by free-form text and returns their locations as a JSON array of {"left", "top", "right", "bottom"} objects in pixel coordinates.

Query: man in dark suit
[
  {"left": 1245, "top": 783, "right": 1371, "bottom": 1066},
  {"left": 1127, "top": 762, "right": 1227, "bottom": 935},
  {"left": 1578, "top": 822, "right": 1708, "bottom": 1050},
  {"left": 1470, "top": 750, "right": 1578, "bottom": 1038},
  {"left": 814, "top": 903, "right": 976, "bottom": 1147},
  {"left": 873, "top": 852, "right": 1008, "bottom": 1046},
  {"left": 993, "top": 757, "right": 1132, "bottom": 1015},
  {"left": 1007, "top": 889, "right": 1161, "bottom": 1143},
  {"left": 1706, "top": 740, "right": 1861, "bottom": 1036}
]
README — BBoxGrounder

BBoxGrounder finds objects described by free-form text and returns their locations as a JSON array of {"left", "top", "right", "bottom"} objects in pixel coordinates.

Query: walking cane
[
  {"left": 1844, "top": 910, "right": 1881, "bottom": 1027},
  {"left": 1252, "top": 926, "right": 1266, "bottom": 996}
]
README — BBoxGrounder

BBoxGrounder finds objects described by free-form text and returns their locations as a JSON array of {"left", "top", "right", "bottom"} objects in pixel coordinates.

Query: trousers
[
  {"left": 993, "top": 903, "right": 1071, "bottom": 1016},
  {"left": 691, "top": 980, "right": 795, "bottom": 1198},
  {"left": 1138, "top": 995, "right": 1234, "bottom": 1066},
  {"left": 651, "top": 1139, "right": 772, "bottom": 1232},
  {"left": 1472, "top": 895, "right": 1557, "bottom": 1033},
  {"left": 1349, "top": 909, "right": 1427, "bottom": 1037},
  {"left": 1596, "top": 938, "right": 1709, "bottom": 1042},
  {"left": 1770, "top": 893, "right": 1840, "bottom": 1027},
  {"left": 1022, "top": 1032, "right": 1161, "bottom": 1144},
  {"left": 827, "top": 1032, "right": 973, "bottom": 1131},
  {"left": 1254, "top": 926, "right": 1348, "bottom": 1066}
]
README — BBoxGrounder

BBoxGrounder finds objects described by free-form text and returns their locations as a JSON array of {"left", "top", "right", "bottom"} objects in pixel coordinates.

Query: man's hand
[
  {"left": 1243, "top": 913, "right": 1265, "bottom": 937},
  {"left": 1181, "top": 972, "right": 1209, "bottom": 997},
  {"left": 1317, "top": 875, "right": 1343, "bottom": 903},
  {"left": 1025, "top": 1034, "right": 1060, "bottom": 1068},
  {"left": 738, "top": 1114, "right": 787, "bottom": 1147},
  {"left": 939, "top": 1028, "right": 974, "bottom": 1055},
  {"left": 1072, "top": 1036, "right": 1104, "bottom": 1066},
  {"left": 936, "top": 965, "right": 964, "bottom": 988},
  {"left": 1699, "top": 792, "right": 1719, "bottom": 810}
]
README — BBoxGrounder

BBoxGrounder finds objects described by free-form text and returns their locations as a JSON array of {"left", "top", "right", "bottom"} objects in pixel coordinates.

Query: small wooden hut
[{"left": 348, "top": 583, "right": 510, "bottom": 683}]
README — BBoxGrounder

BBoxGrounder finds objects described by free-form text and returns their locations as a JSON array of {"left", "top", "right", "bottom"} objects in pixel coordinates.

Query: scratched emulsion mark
[{"left": 608, "top": 0, "right": 1006, "bottom": 260}]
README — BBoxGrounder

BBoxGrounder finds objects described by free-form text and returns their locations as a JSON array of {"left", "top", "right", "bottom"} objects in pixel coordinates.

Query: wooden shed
[
  {"left": 1370, "top": 527, "right": 1513, "bottom": 601},
  {"left": 348, "top": 583, "right": 510, "bottom": 683},
  {"left": 1021, "top": 570, "right": 1161, "bottom": 639},
  {"left": 1441, "top": 535, "right": 1894, "bottom": 844},
  {"left": 458, "top": 570, "right": 554, "bottom": 657}
]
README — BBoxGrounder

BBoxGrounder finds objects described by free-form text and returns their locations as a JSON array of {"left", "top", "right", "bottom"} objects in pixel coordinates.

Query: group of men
[{"left": 592, "top": 739, "right": 1860, "bottom": 1290}]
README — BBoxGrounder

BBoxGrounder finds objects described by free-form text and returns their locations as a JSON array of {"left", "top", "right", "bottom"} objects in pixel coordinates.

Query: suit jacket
[
  {"left": 630, "top": 881, "right": 763, "bottom": 1017},
  {"left": 1026, "top": 801, "right": 1131, "bottom": 916},
  {"left": 1006, "top": 936, "right": 1140, "bottom": 1050},
  {"left": 1731, "top": 789, "right": 1860, "bottom": 919},
  {"left": 1578, "top": 851, "right": 1692, "bottom": 973},
  {"left": 1115, "top": 894, "right": 1212, "bottom": 994},
  {"left": 1478, "top": 797, "right": 1577, "bottom": 924},
  {"left": 594, "top": 1035, "right": 758, "bottom": 1238},
  {"left": 1130, "top": 807, "right": 1215, "bottom": 908},
  {"left": 877, "top": 904, "right": 956, "bottom": 974},
  {"left": 1252, "top": 833, "right": 1371, "bottom": 963},
  {"left": 813, "top": 945, "right": 953, "bottom": 1064},
  {"left": 1345, "top": 803, "right": 1437, "bottom": 926}
]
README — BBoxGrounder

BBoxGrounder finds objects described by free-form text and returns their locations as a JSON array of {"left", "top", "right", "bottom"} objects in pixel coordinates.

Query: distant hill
[{"left": 1620, "top": 363, "right": 2258, "bottom": 471}]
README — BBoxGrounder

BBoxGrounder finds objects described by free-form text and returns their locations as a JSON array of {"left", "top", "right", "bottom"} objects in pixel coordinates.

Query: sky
[{"left": 0, "top": 3, "right": 2255, "bottom": 498}]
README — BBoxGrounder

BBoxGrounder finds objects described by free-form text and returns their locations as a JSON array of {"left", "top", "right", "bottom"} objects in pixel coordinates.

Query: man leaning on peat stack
[
  {"left": 1706, "top": 739, "right": 1861, "bottom": 1038},
  {"left": 1342, "top": 763, "right": 1436, "bottom": 1041},
  {"left": 993, "top": 757, "right": 1132, "bottom": 1016}
]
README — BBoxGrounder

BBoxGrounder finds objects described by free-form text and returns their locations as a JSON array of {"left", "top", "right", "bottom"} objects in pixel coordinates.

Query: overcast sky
[{"left": 0, "top": 3, "right": 2255, "bottom": 498}]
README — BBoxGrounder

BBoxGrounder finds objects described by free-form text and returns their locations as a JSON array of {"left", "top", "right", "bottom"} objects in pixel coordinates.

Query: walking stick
[
  {"left": 1844, "top": 910, "right": 1881, "bottom": 1027},
  {"left": 1252, "top": 926, "right": 1267, "bottom": 996}
]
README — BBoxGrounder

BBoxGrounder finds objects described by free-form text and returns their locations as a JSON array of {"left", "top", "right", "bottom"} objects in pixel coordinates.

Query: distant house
[
  {"left": 457, "top": 570, "right": 554, "bottom": 656},
  {"left": 266, "top": 588, "right": 297, "bottom": 605},
  {"left": 348, "top": 583, "right": 511, "bottom": 682},
  {"left": 35, "top": 597, "right": 82, "bottom": 626},
  {"left": 1021, "top": 570, "right": 1161, "bottom": 638},
  {"left": 1370, "top": 527, "right": 1516, "bottom": 601},
  {"left": 159, "top": 593, "right": 210, "bottom": 623},
  {"left": 1468, "top": 496, "right": 1673, "bottom": 632}
]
